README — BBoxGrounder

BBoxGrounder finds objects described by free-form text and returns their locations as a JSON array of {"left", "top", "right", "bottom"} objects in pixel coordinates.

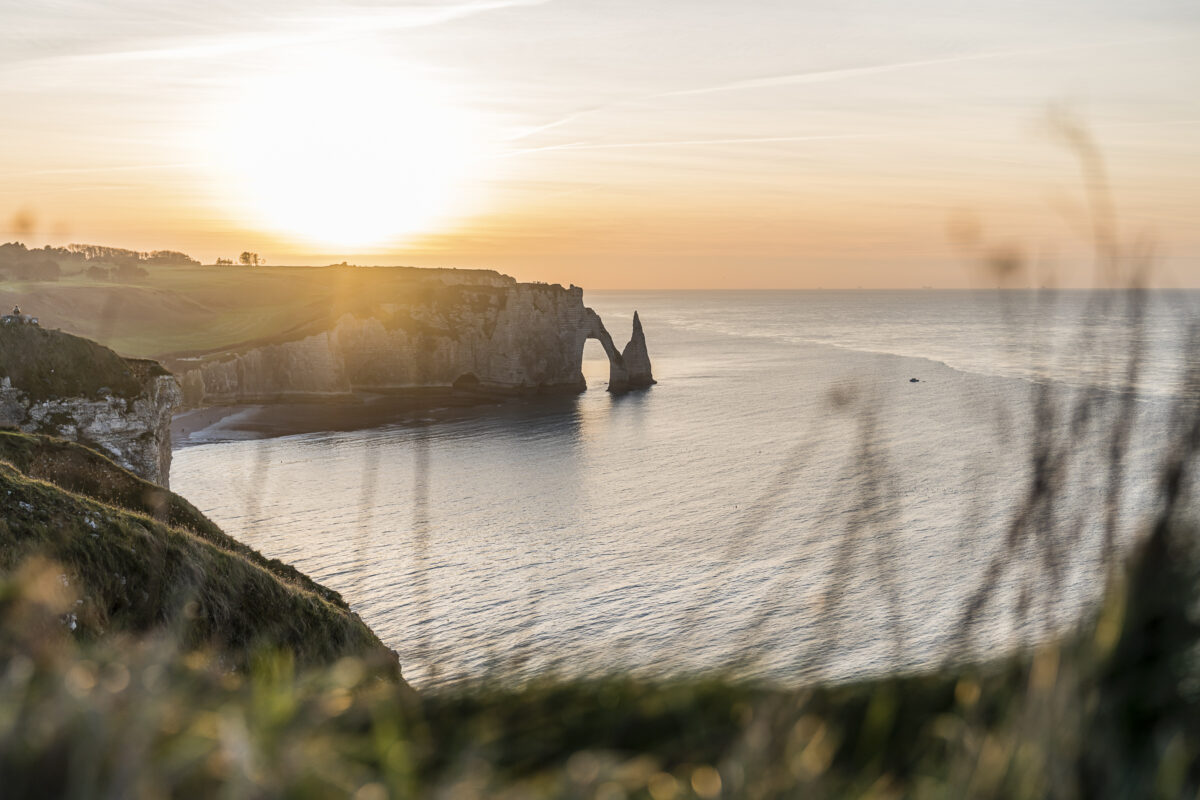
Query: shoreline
[{"left": 171, "top": 392, "right": 531, "bottom": 447}]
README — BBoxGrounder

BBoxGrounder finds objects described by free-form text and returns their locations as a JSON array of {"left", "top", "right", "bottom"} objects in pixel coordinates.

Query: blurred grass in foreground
[{"left": 1, "top": 511, "right": 1197, "bottom": 798}]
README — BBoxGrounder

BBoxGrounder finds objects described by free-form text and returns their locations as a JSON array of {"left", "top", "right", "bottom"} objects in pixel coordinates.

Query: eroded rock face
[
  {"left": 620, "top": 311, "right": 655, "bottom": 390},
  {"left": 583, "top": 308, "right": 627, "bottom": 390},
  {"left": 176, "top": 280, "right": 656, "bottom": 402},
  {"left": 0, "top": 354, "right": 181, "bottom": 487}
]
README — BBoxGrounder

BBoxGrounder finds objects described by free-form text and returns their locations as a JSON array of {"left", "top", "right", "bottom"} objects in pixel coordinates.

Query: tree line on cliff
[{"left": 0, "top": 242, "right": 199, "bottom": 282}]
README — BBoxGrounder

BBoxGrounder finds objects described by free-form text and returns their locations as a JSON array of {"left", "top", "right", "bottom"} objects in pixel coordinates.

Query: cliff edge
[
  {"left": 0, "top": 323, "right": 180, "bottom": 486},
  {"left": 168, "top": 271, "right": 654, "bottom": 403},
  {"left": 0, "top": 432, "right": 402, "bottom": 679}
]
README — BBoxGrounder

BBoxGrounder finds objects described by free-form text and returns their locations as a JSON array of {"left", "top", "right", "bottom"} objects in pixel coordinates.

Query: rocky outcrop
[
  {"left": 582, "top": 308, "right": 628, "bottom": 390},
  {"left": 0, "top": 432, "right": 403, "bottom": 680},
  {"left": 0, "top": 326, "right": 181, "bottom": 486},
  {"left": 620, "top": 312, "right": 655, "bottom": 390},
  {"left": 580, "top": 308, "right": 656, "bottom": 392},
  {"left": 174, "top": 278, "right": 654, "bottom": 402}
]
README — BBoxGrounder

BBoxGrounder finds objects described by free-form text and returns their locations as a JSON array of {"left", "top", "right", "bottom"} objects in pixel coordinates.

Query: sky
[{"left": 1, "top": 0, "right": 1198, "bottom": 288}]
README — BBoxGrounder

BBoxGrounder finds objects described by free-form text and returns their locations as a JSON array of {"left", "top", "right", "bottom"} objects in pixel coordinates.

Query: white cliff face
[
  {"left": 177, "top": 281, "right": 654, "bottom": 403},
  {"left": 0, "top": 367, "right": 181, "bottom": 487},
  {"left": 181, "top": 332, "right": 351, "bottom": 403}
]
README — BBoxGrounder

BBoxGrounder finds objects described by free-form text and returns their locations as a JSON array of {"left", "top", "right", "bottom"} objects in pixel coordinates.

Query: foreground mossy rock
[
  {"left": 0, "top": 324, "right": 180, "bottom": 486},
  {"left": 0, "top": 433, "right": 401, "bottom": 678}
]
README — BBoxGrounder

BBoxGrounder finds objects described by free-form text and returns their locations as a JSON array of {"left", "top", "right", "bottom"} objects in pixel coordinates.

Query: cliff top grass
[
  {"left": 0, "top": 263, "right": 551, "bottom": 362},
  {"left": 0, "top": 432, "right": 346, "bottom": 608},
  {"left": 0, "top": 323, "right": 153, "bottom": 402},
  {"left": 0, "top": 433, "right": 399, "bottom": 677}
]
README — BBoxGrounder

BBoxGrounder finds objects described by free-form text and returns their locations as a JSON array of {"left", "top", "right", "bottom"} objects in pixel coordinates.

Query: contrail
[
  {"left": 661, "top": 36, "right": 1192, "bottom": 98},
  {"left": 505, "top": 107, "right": 609, "bottom": 142},
  {"left": 1, "top": 0, "right": 555, "bottom": 70},
  {"left": 0, "top": 163, "right": 202, "bottom": 179},
  {"left": 503, "top": 35, "right": 1190, "bottom": 148},
  {"left": 502, "top": 132, "right": 891, "bottom": 157}
]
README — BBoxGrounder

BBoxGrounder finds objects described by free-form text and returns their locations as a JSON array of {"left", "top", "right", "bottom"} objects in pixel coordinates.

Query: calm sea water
[{"left": 172, "top": 291, "right": 1200, "bottom": 688}]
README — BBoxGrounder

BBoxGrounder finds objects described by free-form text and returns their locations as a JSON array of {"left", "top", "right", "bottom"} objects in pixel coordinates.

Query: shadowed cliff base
[{"left": 172, "top": 391, "right": 511, "bottom": 446}]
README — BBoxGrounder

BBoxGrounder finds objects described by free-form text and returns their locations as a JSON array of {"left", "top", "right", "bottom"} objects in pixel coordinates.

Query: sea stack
[{"left": 620, "top": 311, "right": 655, "bottom": 390}]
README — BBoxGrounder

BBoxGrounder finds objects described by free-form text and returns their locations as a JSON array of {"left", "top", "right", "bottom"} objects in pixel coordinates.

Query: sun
[{"left": 211, "top": 54, "right": 480, "bottom": 249}]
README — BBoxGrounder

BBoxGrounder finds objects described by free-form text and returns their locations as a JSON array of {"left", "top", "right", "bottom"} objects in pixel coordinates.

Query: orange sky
[{"left": 2, "top": 1, "right": 1198, "bottom": 288}]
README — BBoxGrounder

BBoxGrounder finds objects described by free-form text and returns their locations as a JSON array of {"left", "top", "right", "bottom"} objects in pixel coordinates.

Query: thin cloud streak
[
  {"left": 502, "top": 132, "right": 893, "bottom": 157},
  {"left": 505, "top": 107, "right": 608, "bottom": 142},
  {"left": 661, "top": 36, "right": 1193, "bottom": 98},
  {"left": 502, "top": 35, "right": 1192, "bottom": 152},
  {"left": 2, "top": 0, "right": 554, "bottom": 71},
  {"left": 0, "top": 163, "right": 203, "bottom": 179}
]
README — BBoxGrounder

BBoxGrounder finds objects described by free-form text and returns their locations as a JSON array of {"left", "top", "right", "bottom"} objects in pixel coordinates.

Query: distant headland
[{"left": 0, "top": 247, "right": 654, "bottom": 408}]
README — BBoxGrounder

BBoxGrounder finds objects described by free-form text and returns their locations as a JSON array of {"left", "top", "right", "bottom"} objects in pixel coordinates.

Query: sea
[{"left": 171, "top": 290, "right": 1200, "bottom": 689}]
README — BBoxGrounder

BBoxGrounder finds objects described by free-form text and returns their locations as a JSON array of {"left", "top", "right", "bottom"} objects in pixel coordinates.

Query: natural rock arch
[
  {"left": 174, "top": 278, "right": 655, "bottom": 403},
  {"left": 582, "top": 309, "right": 655, "bottom": 393}
]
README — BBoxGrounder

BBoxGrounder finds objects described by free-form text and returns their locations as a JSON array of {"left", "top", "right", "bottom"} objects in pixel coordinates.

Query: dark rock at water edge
[{"left": 619, "top": 311, "right": 656, "bottom": 391}]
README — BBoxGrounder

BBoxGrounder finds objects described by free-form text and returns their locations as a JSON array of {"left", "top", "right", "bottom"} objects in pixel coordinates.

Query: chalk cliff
[
  {"left": 0, "top": 325, "right": 181, "bottom": 486},
  {"left": 174, "top": 277, "right": 654, "bottom": 404}
]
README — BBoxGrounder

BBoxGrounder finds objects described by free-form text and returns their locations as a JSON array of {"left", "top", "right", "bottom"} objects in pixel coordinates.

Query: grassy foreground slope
[
  {"left": 0, "top": 433, "right": 400, "bottom": 678},
  {"left": 0, "top": 517, "right": 1196, "bottom": 798},
  {"left": 0, "top": 422, "right": 1196, "bottom": 799},
  {"left": 0, "top": 432, "right": 348, "bottom": 607}
]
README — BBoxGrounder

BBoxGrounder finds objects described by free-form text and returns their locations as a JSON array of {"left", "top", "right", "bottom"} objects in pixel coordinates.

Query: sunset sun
[{"left": 211, "top": 55, "right": 479, "bottom": 249}]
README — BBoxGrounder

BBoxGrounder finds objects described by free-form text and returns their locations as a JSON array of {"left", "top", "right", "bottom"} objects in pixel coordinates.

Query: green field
[{"left": 0, "top": 264, "right": 512, "bottom": 361}]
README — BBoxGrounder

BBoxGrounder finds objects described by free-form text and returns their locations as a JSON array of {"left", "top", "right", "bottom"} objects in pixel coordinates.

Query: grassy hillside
[
  {"left": 0, "top": 433, "right": 400, "bottom": 677},
  {"left": 0, "top": 264, "right": 518, "bottom": 361},
  {"left": 0, "top": 323, "right": 151, "bottom": 401},
  {"left": 0, "top": 432, "right": 347, "bottom": 607}
]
